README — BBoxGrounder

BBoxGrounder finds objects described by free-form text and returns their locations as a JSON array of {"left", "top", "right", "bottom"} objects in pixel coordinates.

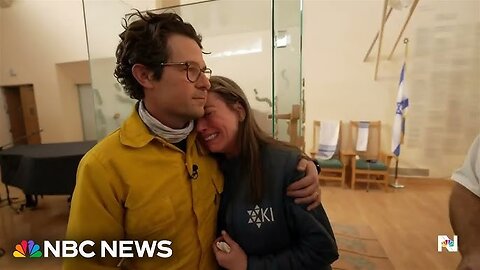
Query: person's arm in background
[
  {"left": 287, "top": 158, "right": 321, "bottom": 210},
  {"left": 449, "top": 183, "right": 480, "bottom": 270},
  {"left": 449, "top": 135, "right": 480, "bottom": 270},
  {"left": 63, "top": 152, "right": 125, "bottom": 270}
]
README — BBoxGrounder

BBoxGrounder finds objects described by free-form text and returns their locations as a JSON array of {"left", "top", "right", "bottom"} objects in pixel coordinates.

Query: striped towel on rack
[
  {"left": 356, "top": 121, "right": 370, "bottom": 151},
  {"left": 316, "top": 121, "right": 340, "bottom": 160}
]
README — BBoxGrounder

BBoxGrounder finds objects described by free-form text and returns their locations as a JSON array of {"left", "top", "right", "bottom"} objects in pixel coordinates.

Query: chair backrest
[
  {"left": 350, "top": 121, "right": 382, "bottom": 160},
  {"left": 312, "top": 120, "right": 343, "bottom": 157}
]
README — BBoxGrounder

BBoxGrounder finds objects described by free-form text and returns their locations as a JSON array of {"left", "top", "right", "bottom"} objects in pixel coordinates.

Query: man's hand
[
  {"left": 287, "top": 158, "right": 321, "bottom": 211},
  {"left": 213, "top": 231, "right": 247, "bottom": 270}
]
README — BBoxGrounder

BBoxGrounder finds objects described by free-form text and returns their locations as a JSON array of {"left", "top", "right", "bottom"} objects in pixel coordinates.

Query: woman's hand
[{"left": 212, "top": 230, "right": 247, "bottom": 270}]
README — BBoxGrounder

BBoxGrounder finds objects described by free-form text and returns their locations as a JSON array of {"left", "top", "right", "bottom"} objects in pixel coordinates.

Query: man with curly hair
[{"left": 64, "top": 11, "right": 320, "bottom": 270}]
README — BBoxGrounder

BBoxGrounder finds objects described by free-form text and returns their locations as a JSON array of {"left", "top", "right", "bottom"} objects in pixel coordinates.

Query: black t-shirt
[{"left": 173, "top": 139, "right": 187, "bottom": 152}]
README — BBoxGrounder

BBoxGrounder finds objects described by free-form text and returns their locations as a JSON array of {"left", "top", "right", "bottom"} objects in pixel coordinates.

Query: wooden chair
[
  {"left": 348, "top": 121, "right": 393, "bottom": 191},
  {"left": 310, "top": 121, "right": 348, "bottom": 187}
]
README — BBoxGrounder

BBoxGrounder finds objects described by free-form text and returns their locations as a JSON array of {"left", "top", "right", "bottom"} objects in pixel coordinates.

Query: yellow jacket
[{"left": 64, "top": 109, "right": 223, "bottom": 270}]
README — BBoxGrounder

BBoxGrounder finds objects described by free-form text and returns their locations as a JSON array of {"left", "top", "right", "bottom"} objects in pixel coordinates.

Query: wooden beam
[
  {"left": 374, "top": 0, "right": 389, "bottom": 80},
  {"left": 363, "top": 7, "right": 393, "bottom": 62},
  {"left": 387, "top": 0, "right": 420, "bottom": 60}
]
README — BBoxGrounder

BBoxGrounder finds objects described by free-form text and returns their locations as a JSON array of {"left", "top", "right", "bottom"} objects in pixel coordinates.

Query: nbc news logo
[
  {"left": 13, "top": 240, "right": 43, "bottom": 258},
  {"left": 11, "top": 239, "right": 172, "bottom": 258},
  {"left": 437, "top": 235, "right": 458, "bottom": 252}
]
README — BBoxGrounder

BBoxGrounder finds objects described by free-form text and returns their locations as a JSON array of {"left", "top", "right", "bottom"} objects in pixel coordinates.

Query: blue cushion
[
  {"left": 355, "top": 159, "right": 387, "bottom": 170},
  {"left": 317, "top": 158, "right": 343, "bottom": 169}
]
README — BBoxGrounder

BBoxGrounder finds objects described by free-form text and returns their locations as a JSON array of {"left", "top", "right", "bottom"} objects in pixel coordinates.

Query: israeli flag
[{"left": 391, "top": 63, "right": 409, "bottom": 157}]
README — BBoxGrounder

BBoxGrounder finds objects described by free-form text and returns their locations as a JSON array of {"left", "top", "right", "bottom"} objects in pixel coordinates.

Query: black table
[{"left": 0, "top": 141, "right": 96, "bottom": 207}]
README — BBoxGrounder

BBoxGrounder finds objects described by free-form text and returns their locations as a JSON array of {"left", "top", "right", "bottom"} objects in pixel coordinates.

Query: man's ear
[
  {"left": 233, "top": 103, "right": 246, "bottom": 122},
  {"left": 132, "top": 64, "right": 155, "bottom": 89}
]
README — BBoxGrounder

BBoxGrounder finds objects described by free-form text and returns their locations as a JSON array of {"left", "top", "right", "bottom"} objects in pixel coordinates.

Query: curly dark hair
[{"left": 114, "top": 11, "right": 203, "bottom": 100}]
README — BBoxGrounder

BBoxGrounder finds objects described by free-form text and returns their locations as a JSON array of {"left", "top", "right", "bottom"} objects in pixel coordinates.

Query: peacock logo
[{"left": 13, "top": 240, "right": 43, "bottom": 258}]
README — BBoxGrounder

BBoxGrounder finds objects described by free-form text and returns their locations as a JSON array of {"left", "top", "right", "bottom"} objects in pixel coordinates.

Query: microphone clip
[{"left": 191, "top": 164, "right": 199, "bottom": 180}]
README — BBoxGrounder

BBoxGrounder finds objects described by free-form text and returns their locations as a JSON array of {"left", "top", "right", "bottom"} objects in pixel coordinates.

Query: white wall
[
  {"left": 1, "top": 0, "right": 477, "bottom": 178},
  {"left": 178, "top": 0, "right": 301, "bottom": 141},
  {"left": 303, "top": 0, "right": 404, "bottom": 151},
  {"left": 204, "top": 32, "right": 272, "bottom": 112},
  {"left": 178, "top": 0, "right": 272, "bottom": 113},
  {"left": 83, "top": 0, "right": 156, "bottom": 60},
  {"left": 0, "top": 0, "right": 88, "bottom": 143},
  {"left": 303, "top": 0, "right": 480, "bottom": 178},
  {"left": 84, "top": 0, "right": 276, "bottom": 137}
]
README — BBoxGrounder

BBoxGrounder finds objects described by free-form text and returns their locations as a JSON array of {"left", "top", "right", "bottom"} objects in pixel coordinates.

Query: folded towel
[
  {"left": 356, "top": 121, "right": 370, "bottom": 151},
  {"left": 316, "top": 121, "right": 340, "bottom": 160}
]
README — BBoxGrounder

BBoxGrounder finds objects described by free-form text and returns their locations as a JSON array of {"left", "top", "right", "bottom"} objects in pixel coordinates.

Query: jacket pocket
[{"left": 126, "top": 196, "right": 176, "bottom": 239}]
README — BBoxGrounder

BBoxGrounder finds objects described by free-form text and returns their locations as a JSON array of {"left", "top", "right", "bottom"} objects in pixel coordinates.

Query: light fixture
[{"left": 275, "top": 30, "right": 289, "bottom": 48}]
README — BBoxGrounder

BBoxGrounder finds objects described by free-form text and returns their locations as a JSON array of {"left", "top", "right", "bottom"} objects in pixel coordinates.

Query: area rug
[{"left": 331, "top": 223, "right": 394, "bottom": 270}]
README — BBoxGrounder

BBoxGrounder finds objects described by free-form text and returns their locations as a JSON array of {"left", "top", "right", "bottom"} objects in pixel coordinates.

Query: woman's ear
[
  {"left": 132, "top": 64, "right": 155, "bottom": 89},
  {"left": 233, "top": 103, "right": 246, "bottom": 122}
]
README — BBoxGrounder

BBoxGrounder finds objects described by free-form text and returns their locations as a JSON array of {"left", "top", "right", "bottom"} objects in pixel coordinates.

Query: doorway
[
  {"left": 77, "top": 84, "right": 97, "bottom": 141},
  {"left": 2, "top": 85, "right": 41, "bottom": 145}
]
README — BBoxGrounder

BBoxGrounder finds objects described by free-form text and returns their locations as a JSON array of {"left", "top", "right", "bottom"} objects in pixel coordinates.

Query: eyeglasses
[{"left": 160, "top": 62, "right": 212, "bottom": 83}]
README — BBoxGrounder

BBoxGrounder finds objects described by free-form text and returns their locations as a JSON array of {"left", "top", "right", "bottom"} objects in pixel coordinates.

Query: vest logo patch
[{"left": 247, "top": 205, "right": 275, "bottom": 228}]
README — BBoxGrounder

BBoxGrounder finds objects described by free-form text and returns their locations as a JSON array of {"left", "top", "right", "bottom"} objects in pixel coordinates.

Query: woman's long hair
[{"left": 209, "top": 76, "right": 298, "bottom": 202}]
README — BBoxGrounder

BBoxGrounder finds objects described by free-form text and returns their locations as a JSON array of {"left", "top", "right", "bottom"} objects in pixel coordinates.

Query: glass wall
[
  {"left": 273, "top": 0, "right": 303, "bottom": 146},
  {"left": 82, "top": 0, "right": 303, "bottom": 144}
]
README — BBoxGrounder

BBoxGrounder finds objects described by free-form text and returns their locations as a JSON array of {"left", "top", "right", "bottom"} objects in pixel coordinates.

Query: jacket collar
[
  {"left": 119, "top": 104, "right": 209, "bottom": 156},
  {"left": 119, "top": 105, "right": 155, "bottom": 148}
]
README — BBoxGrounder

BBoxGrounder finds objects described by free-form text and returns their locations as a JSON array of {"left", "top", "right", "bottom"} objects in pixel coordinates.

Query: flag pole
[
  {"left": 391, "top": 157, "right": 404, "bottom": 188},
  {"left": 390, "top": 37, "right": 409, "bottom": 189}
]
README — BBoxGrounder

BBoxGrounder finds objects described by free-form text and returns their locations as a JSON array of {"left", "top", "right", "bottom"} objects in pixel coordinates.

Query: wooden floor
[
  {"left": 322, "top": 178, "right": 460, "bottom": 270},
  {"left": 0, "top": 178, "right": 460, "bottom": 270},
  {"left": 0, "top": 187, "right": 70, "bottom": 270}
]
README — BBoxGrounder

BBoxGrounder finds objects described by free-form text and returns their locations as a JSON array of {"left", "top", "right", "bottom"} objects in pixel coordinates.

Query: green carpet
[{"left": 331, "top": 223, "right": 394, "bottom": 270}]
